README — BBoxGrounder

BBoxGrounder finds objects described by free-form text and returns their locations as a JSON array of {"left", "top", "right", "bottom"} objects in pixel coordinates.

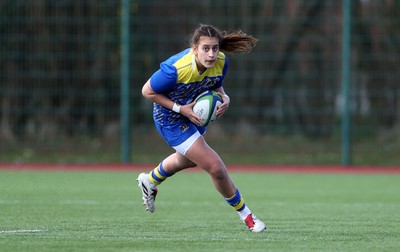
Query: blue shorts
[{"left": 155, "top": 121, "right": 206, "bottom": 155}]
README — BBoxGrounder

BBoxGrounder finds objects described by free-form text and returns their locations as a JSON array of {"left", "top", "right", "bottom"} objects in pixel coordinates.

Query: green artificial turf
[{"left": 0, "top": 170, "right": 399, "bottom": 251}]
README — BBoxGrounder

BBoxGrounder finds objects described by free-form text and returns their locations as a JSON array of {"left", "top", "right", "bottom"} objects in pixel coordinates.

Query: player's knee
[{"left": 206, "top": 159, "right": 227, "bottom": 180}]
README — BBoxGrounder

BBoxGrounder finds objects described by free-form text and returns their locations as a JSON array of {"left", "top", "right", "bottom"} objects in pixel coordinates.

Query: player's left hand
[{"left": 216, "top": 93, "right": 230, "bottom": 118}]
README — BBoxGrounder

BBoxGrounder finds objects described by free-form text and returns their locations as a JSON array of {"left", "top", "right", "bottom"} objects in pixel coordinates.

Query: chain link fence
[{"left": 1, "top": 0, "right": 399, "bottom": 165}]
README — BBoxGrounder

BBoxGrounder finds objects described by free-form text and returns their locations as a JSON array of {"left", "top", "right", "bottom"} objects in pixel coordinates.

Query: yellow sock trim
[
  {"left": 233, "top": 198, "right": 245, "bottom": 211},
  {"left": 148, "top": 173, "right": 159, "bottom": 185}
]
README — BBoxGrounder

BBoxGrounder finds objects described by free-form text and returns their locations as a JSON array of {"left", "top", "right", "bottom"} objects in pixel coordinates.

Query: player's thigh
[{"left": 185, "top": 136, "right": 224, "bottom": 173}]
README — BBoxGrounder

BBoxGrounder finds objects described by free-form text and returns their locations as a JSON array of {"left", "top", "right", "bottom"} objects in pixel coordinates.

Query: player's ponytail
[
  {"left": 190, "top": 24, "right": 258, "bottom": 54},
  {"left": 220, "top": 30, "right": 258, "bottom": 54}
]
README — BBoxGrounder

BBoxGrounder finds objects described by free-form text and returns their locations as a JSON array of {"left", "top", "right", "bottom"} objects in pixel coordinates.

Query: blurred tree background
[{"left": 0, "top": 0, "right": 399, "bottom": 165}]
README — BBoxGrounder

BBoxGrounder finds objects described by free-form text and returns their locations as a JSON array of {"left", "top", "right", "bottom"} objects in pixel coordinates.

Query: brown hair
[{"left": 190, "top": 24, "right": 258, "bottom": 54}]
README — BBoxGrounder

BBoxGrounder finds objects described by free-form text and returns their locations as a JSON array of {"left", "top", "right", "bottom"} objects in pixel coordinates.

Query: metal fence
[{"left": 1, "top": 0, "right": 399, "bottom": 165}]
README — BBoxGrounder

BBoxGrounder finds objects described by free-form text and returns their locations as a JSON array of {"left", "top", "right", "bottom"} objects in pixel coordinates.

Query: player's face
[{"left": 193, "top": 36, "right": 219, "bottom": 73}]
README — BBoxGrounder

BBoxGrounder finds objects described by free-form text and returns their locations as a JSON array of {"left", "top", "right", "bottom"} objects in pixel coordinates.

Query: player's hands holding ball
[
  {"left": 180, "top": 90, "right": 229, "bottom": 127},
  {"left": 180, "top": 101, "right": 204, "bottom": 126}
]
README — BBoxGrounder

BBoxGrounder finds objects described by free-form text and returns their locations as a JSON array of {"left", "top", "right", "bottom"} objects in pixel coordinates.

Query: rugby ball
[{"left": 193, "top": 90, "right": 223, "bottom": 126}]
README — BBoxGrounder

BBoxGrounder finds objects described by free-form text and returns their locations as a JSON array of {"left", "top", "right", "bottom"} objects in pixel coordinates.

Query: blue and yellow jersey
[{"left": 150, "top": 48, "right": 228, "bottom": 126}]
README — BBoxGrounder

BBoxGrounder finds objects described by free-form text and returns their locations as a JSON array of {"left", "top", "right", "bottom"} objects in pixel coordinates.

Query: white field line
[{"left": 0, "top": 229, "right": 48, "bottom": 234}]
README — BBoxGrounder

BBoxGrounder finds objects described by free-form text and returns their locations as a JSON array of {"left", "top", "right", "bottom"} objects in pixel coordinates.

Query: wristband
[{"left": 172, "top": 103, "right": 181, "bottom": 113}]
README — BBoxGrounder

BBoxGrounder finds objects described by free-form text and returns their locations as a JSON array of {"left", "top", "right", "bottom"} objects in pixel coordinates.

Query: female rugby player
[{"left": 137, "top": 24, "right": 266, "bottom": 233}]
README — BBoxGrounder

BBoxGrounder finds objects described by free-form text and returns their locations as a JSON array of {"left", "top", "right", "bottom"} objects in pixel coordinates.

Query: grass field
[{"left": 1, "top": 169, "right": 399, "bottom": 251}]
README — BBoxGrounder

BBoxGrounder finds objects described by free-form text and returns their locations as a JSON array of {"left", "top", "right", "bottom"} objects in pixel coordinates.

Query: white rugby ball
[{"left": 193, "top": 90, "right": 223, "bottom": 126}]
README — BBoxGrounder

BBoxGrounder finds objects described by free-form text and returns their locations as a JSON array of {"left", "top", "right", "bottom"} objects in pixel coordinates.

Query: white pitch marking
[{"left": 0, "top": 229, "right": 48, "bottom": 234}]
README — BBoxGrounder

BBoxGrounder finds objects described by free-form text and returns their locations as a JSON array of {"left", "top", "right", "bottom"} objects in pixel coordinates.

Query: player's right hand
[{"left": 180, "top": 101, "right": 203, "bottom": 126}]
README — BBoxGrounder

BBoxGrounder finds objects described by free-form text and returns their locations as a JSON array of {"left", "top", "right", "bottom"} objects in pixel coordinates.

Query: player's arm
[
  {"left": 214, "top": 87, "right": 230, "bottom": 117},
  {"left": 142, "top": 79, "right": 175, "bottom": 111},
  {"left": 142, "top": 79, "right": 203, "bottom": 126}
]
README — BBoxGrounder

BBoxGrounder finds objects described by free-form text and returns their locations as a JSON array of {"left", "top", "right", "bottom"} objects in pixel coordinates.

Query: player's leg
[
  {"left": 148, "top": 151, "right": 197, "bottom": 186},
  {"left": 162, "top": 151, "right": 197, "bottom": 173},
  {"left": 137, "top": 123, "right": 201, "bottom": 213},
  {"left": 143, "top": 125, "right": 201, "bottom": 189},
  {"left": 185, "top": 136, "right": 235, "bottom": 197},
  {"left": 185, "top": 136, "right": 266, "bottom": 233},
  {"left": 137, "top": 152, "right": 196, "bottom": 213}
]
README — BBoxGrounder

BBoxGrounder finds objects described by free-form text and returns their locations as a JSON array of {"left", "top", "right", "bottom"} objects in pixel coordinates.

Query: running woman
[{"left": 137, "top": 24, "right": 266, "bottom": 233}]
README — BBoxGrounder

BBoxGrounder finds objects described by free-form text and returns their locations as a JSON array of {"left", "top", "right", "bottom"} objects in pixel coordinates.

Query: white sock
[{"left": 238, "top": 206, "right": 252, "bottom": 221}]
